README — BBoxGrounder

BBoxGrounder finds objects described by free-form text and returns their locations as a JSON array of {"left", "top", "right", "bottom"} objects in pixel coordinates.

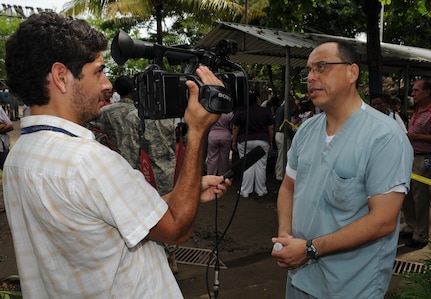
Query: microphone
[{"left": 223, "top": 146, "right": 266, "bottom": 180}]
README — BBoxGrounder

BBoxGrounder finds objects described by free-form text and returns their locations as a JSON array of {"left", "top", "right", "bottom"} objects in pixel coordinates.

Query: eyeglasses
[{"left": 302, "top": 61, "right": 352, "bottom": 77}]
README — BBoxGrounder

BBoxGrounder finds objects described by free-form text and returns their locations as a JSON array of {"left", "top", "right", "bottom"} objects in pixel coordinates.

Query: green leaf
[{"left": 0, "top": 290, "right": 22, "bottom": 298}]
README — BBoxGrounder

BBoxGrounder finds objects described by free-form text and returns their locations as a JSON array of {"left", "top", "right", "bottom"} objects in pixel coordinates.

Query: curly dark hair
[
  {"left": 5, "top": 12, "right": 108, "bottom": 106},
  {"left": 113, "top": 76, "right": 133, "bottom": 97}
]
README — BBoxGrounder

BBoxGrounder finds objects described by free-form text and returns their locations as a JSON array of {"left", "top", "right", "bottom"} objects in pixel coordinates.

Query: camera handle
[{"left": 188, "top": 76, "right": 233, "bottom": 114}]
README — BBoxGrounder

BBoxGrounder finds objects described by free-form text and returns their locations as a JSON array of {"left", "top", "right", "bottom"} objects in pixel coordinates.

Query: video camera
[{"left": 111, "top": 29, "right": 248, "bottom": 119}]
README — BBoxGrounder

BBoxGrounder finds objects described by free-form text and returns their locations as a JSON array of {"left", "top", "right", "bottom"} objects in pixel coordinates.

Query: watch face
[{"left": 306, "top": 245, "right": 318, "bottom": 259}]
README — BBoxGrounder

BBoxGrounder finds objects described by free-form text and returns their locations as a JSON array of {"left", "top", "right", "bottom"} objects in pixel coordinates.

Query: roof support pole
[
  {"left": 282, "top": 47, "right": 291, "bottom": 176},
  {"left": 404, "top": 62, "right": 411, "bottom": 115}
]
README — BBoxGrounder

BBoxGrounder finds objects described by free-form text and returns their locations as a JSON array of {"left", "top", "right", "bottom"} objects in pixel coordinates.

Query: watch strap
[{"left": 306, "top": 239, "right": 319, "bottom": 260}]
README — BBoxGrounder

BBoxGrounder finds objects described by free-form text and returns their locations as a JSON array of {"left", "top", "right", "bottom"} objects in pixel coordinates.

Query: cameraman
[{"left": 4, "top": 12, "right": 231, "bottom": 298}]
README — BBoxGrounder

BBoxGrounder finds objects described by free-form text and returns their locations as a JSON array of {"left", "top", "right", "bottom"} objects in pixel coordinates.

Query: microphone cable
[{"left": 205, "top": 87, "right": 251, "bottom": 299}]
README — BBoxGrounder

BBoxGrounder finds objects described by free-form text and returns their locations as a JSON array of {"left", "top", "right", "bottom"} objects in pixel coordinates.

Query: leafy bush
[{"left": 0, "top": 275, "right": 22, "bottom": 299}]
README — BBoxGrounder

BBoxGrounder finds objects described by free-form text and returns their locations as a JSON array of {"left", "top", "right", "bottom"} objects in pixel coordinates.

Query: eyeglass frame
[{"left": 302, "top": 61, "right": 353, "bottom": 76}]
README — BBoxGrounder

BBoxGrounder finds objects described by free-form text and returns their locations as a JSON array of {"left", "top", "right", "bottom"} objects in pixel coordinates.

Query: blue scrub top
[{"left": 287, "top": 102, "right": 413, "bottom": 299}]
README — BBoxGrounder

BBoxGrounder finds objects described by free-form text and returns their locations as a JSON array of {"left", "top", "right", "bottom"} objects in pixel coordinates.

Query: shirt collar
[
  {"left": 119, "top": 97, "right": 134, "bottom": 104},
  {"left": 415, "top": 102, "right": 431, "bottom": 113},
  {"left": 20, "top": 115, "right": 95, "bottom": 140}
]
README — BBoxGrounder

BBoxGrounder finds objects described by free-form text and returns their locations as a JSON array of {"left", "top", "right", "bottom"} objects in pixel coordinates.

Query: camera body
[{"left": 111, "top": 30, "right": 248, "bottom": 119}]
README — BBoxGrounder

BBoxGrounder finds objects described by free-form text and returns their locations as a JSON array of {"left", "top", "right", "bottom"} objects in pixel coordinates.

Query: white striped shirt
[{"left": 4, "top": 115, "right": 183, "bottom": 298}]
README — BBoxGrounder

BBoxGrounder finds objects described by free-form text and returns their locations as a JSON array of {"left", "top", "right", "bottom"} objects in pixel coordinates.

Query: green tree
[
  {"left": 233, "top": 0, "right": 431, "bottom": 96},
  {"left": 87, "top": 17, "right": 149, "bottom": 79},
  {"left": 0, "top": 16, "right": 22, "bottom": 80},
  {"left": 62, "top": 0, "right": 247, "bottom": 44},
  {"left": 384, "top": 0, "right": 431, "bottom": 48},
  {"left": 262, "top": 0, "right": 365, "bottom": 35}
]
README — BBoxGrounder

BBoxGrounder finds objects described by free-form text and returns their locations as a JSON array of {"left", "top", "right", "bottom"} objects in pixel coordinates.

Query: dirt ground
[{"left": 176, "top": 175, "right": 287, "bottom": 299}]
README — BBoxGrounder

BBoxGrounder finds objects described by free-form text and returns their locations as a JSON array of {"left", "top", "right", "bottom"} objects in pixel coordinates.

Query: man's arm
[
  {"left": 148, "top": 66, "right": 224, "bottom": 244},
  {"left": 313, "top": 192, "right": 403, "bottom": 255},
  {"left": 231, "top": 125, "right": 239, "bottom": 152},
  {"left": 277, "top": 175, "right": 294, "bottom": 237},
  {"left": 0, "top": 123, "right": 13, "bottom": 134},
  {"left": 407, "top": 132, "right": 431, "bottom": 143},
  {"left": 272, "top": 191, "right": 404, "bottom": 269},
  {"left": 267, "top": 124, "right": 274, "bottom": 151}
]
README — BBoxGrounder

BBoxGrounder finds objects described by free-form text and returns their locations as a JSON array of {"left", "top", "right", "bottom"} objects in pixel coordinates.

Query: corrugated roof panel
[{"left": 195, "top": 21, "right": 431, "bottom": 75}]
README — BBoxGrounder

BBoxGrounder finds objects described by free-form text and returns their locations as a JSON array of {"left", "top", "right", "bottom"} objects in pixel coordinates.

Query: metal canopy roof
[{"left": 195, "top": 21, "right": 431, "bottom": 76}]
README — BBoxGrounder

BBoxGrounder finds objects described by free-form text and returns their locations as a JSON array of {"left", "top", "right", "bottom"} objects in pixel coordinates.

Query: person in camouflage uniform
[
  {"left": 122, "top": 110, "right": 177, "bottom": 196},
  {"left": 121, "top": 109, "right": 142, "bottom": 169},
  {"left": 122, "top": 109, "right": 179, "bottom": 272},
  {"left": 143, "top": 118, "right": 177, "bottom": 195},
  {"left": 88, "top": 75, "right": 135, "bottom": 152},
  {"left": 8, "top": 92, "right": 19, "bottom": 121}
]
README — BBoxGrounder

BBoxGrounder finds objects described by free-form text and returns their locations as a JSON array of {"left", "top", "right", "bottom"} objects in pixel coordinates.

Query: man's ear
[
  {"left": 348, "top": 63, "right": 360, "bottom": 86},
  {"left": 50, "top": 62, "right": 69, "bottom": 94}
]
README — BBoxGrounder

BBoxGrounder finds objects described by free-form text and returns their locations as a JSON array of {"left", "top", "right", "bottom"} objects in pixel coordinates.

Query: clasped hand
[{"left": 271, "top": 235, "right": 310, "bottom": 270}]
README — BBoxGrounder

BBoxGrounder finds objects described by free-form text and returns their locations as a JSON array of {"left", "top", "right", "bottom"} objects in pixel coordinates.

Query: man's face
[
  {"left": 370, "top": 97, "right": 387, "bottom": 113},
  {"left": 71, "top": 53, "right": 111, "bottom": 124},
  {"left": 411, "top": 80, "right": 430, "bottom": 107},
  {"left": 103, "top": 89, "right": 113, "bottom": 100},
  {"left": 306, "top": 42, "right": 354, "bottom": 110}
]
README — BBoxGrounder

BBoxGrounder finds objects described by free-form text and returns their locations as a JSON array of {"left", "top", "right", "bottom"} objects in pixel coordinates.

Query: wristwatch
[{"left": 305, "top": 239, "right": 319, "bottom": 260}]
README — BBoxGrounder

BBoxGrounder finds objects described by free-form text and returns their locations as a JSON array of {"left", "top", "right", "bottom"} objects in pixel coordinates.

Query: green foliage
[
  {"left": 396, "top": 256, "right": 431, "bottom": 299},
  {"left": 385, "top": 239, "right": 431, "bottom": 299},
  {"left": 262, "top": 0, "right": 431, "bottom": 48},
  {"left": 87, "top": 18, "right": 149, "bottom": 80},
  {"left": 0, "top": 290, "right": 23, "bottom": 299},
  {"left": 0, "top": 16, "right": 23, "bottom": 79},
  {"left": 262, "top": 0, "right": 366, "bottom": 36},
  {"left": 384, "top": 0, "right": 431, "bottom": 48},
  {"left": 0, "top": 275, "right": 22, "bottom": 299},
  {"left": 169, "top": 13, "right": 212, "bottom": 46}
]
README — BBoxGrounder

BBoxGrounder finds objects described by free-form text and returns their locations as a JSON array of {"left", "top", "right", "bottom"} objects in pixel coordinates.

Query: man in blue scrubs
[{"left": 272, "top": 41, "right": 413, "bottom": 299}]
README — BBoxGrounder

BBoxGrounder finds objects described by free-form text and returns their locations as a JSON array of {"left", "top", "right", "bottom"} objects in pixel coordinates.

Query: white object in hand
[{"left": 273, "top": 242, "right": 283, "bottom": 251}]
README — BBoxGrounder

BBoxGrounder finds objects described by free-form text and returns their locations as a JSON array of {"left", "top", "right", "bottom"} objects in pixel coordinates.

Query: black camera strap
[{"left": 199, "top": 84, "right": 233, "bottom": 114}]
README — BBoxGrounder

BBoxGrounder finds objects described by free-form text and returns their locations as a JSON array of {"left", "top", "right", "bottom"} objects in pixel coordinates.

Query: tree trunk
[
  {"left": 364, "top": 0, "right": 382, "bottom": 96},
  {"left": 155, "top": 4, "right": 163, "bottom": 45}
]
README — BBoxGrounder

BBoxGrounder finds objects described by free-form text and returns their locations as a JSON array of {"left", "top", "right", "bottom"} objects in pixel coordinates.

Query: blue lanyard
[{"left": 20, "top": 125, "right": 78, "bottom": 137}]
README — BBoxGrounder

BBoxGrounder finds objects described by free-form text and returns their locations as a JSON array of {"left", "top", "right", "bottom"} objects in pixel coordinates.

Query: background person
[
  {"left": 8, "top": 91, "right": 19, "bottom": 121},
  {"left": 272, "top": 41, "right": 413, "bottom": 299},
  {"left": 88, "top": 75, "right": 135, "bottom": 153},
  {"left": 206, "top": 112, "right": 234, "bottom": 176},
  {"left": 3, "top": 12, "right": 230, "bottom": 298},
  {"left": 111, "top": 88, "right": 121, "bottom": 103},
  {"left": 101, "top": 87, "right": 112, "bottom": 106},
  {"left": 232, "top": 89, "right": 274, "bottom": 198},
  {"left": 391, "top": 96, "right": 409, "bottom": 128},
  {"left": 274, "top": 96, "right": 292, "bottom": 182},
  {"left": 0, "top": 87, "right": 9, "bottom": 117},
  {"left": 370, "top": 93, "right": 407, "bottom": 133},
  {"left": 401, "top": 78, "right": 431, "bottom": 249},
  {"left": 0, "top": 106, "right": 13, "bottom": 170}
]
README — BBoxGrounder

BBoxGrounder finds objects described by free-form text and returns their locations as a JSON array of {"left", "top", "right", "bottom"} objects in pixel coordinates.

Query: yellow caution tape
[
  {"left": 279, "top": 119, "right": 299, "bottom": 131},
  {"left": 411, "top": 173, "right": 431, "bottom": 186}
]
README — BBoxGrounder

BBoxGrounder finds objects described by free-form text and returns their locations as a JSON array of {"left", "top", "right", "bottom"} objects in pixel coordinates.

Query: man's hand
[
  {"left": 200, "top": 175, "right": 232, "bottom": 203},
  {"left": 271, "top": 236, "right": 309, "bottom": 270}
]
